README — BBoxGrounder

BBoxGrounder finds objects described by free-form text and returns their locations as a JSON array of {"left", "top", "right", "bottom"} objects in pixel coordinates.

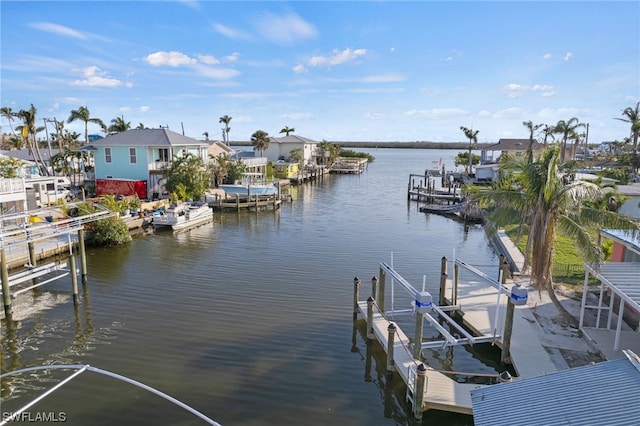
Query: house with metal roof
[
  {"left": 263, "top": 135, "right": 319, "bottom": 166},
  {"left": 89, "top": 128, "right": 211, "bottom": 199},
  {"left": 471, "top": 350, "right": 640, "bottom": 426},
  {"left": 580, "top": 229, "right": 640, "bottom": 357}
]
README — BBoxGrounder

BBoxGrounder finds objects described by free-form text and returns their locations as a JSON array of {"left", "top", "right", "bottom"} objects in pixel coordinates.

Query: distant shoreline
[{"left": 230, "top": 141, "right": 482, "bottom": 150}]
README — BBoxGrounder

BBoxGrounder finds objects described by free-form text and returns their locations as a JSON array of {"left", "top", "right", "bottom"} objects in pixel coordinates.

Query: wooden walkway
[
  {"left": 356, "top": 301, "right": 481, "bottom": 415},
  {"left": 443, "top": 277, "right": 558, "bottom": 378}
]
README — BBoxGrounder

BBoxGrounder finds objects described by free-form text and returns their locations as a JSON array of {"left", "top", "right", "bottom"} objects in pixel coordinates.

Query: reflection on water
[{"left": 2, "top": 149, "right": 495, "bottom": 424}]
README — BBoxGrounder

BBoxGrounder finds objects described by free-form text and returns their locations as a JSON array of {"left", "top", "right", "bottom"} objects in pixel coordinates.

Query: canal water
[{"left": 2, "top": 148, "right": 501, "bottom": 425}]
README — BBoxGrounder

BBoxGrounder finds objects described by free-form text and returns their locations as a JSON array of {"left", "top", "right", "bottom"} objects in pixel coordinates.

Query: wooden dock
[
  {"left": 356, "top": 300, "right": 482, "bottom": 415},
  {"left": 354, "top": 258, "right": 562, "bottom": 419},
  {"left": 206, "top": 192, "right": 283, "bottom": 212}
]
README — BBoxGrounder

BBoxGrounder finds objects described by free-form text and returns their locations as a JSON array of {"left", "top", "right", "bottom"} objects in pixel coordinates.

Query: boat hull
[
  {"left": 153, "top": 202, "right": 213, "bottom": 232},
  {"left": 218, "top": 184, "right": 278, "bottom": 196}
]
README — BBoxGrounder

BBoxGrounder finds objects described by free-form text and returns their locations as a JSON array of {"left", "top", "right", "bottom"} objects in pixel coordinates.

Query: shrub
[{"left": 84, "top": 217, "right": 131, "bottom": 247}]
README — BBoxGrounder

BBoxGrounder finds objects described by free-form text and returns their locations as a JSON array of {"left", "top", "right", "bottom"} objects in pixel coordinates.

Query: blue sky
[{"left": 1, "top": 1, "right": 638, "bottom": 144}]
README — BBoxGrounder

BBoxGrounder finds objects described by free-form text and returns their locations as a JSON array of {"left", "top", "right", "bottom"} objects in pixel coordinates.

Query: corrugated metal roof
[
  {"left": 471, "top": 351, "right": 640, "bottom": 426},
  {"left": 602, "top": 229, "right": 640, "bottom": 252},
  {"left": 91, "top": 128, "right": 205, "bottom": 147},
  {"left": 584, "top": 262, "right": 640, "bottom": 312}
]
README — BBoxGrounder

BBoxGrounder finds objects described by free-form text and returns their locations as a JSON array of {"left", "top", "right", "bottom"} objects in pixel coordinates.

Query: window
[
  {"left": 105, "top": 147, "right": 112, "bottom": 163},
  {"left": 129, "top": 148, "right": 137, "bottom": 164},
  {"left": 158, "top": 148, "right": 169, "bottom": 162}
]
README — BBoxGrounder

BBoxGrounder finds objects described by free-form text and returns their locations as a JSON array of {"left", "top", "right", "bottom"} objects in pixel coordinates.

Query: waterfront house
[
  {"left": 264, "top": 135, "right": 319, "bottom": 167},
  {"left": 615, "top": 183, "right": 640, "bottom": 219},
  {"left": 89, "top": 128, "right": 210, "bottom": 199},
  {"left": 480, "top": 139, "right": 542, "bottom": 164}
]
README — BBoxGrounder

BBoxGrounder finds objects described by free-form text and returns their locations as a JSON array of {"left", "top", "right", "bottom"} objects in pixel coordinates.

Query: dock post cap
[
  {"left": 353, "top": 276, "right": 360, "bottom": 284},
  {"left": 371, "top": 276, "right": 378, "bottom": 284},
  {"left": 417, "top": 363, "right": 427, "bottom": 374},
  {"left": 387, "top": 323, "right": 396, "bottom": 332}
]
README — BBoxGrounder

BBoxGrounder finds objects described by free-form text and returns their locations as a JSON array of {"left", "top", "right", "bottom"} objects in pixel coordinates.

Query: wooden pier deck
[
  {"left": 357, "top": 301, "right": 482, "bottom": 415},
  {"left": 443, "top": 277, "right": 558, "bottom": 378}
]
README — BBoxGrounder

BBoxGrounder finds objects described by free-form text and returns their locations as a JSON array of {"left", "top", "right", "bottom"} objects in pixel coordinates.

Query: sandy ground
[{"left": 519, "top": 282, "right": 609, "bottom": 369}]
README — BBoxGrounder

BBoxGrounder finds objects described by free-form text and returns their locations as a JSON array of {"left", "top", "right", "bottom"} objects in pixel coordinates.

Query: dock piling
[
  {"left": 414, "top": 311, "right": 424, "bottom": 359},
  {"left": 352, "top": 277, "right": 360, "bottom": 320},
  {"left": 413, "top": 364, "right": 427, "bottom": 420},
  {"left": 439, "top": 256, "right": 448, "bottom": 305},
  {"left": 78, "top": 229, "right": 87, "bottom": 279},
  {"left": 1, "top": 249, "right": 12, "bottom": 316},
  {"left": 378, "top": 269, "right": 386, "bottom": 314},
  {"left": 386, "top": 323, "right": 396, "bottom": 375},
  {"left": 366, "top": 296, "right": 375, "bottom": 340},
  {"left": 70, "top": 255, "right": 79, "bottom": 304},
  {"left": 371, "top": 276, "right": 377, "bottom": 299}
]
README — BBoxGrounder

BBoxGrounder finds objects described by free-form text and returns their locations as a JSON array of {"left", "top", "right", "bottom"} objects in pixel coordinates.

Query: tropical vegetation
[{"left": 471, "top": 145, "right": 638, "bottom": 320}]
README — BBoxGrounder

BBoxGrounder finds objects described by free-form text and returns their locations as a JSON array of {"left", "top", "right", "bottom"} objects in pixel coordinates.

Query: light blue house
[{"left": 90, "top": 128, "right": 210, "bottom": 199}]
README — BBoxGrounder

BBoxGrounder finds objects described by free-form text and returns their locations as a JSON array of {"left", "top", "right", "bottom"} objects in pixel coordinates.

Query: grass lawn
[{"left": 503, "top": 224, "right": 590, "bottom": 285}]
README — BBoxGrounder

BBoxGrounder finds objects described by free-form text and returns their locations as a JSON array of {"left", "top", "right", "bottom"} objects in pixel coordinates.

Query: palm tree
[
  {"left": 16, "top": 104, "right": 49, "bottom": 175},
  {"left": 251, "top": 130, "right": 270, "bottom": 157},
  {"left": 280, "top": 126, "right": 295, "bottom": 136},
  {"left": 541, "top": 124, "right": 555, "bottom": 147},
  {"left": 460, "top": 126, "right": 479, "bottom": 174},
  {"left": 553, "top": 118, "right": 584, "bottom": 164},
  {"left": 67, "top": 106, "right": 105, "bottom": 144},
  {"left": 107, "top": 116, "right": 131, "bottom": 134},
  {"left": 1, "top": 107, "right": 17, "bottom": 136},
  {"left": 203, "top": 131, "right": 209, "bottom": 141},
  {"left": 473, "top": 146, "right": 638, "bottom": 320},
  {"left": 522, "top": 120, "right": 543, "bottom": 162},
  {"left": 615, "top": 102, "right": 640, "bottom": 173},
  {"left": 136, "top": 123, "right": 146, "bottom": 129},
  {"left": 219, "top": 115, "right": 232, "bottom": 144}
]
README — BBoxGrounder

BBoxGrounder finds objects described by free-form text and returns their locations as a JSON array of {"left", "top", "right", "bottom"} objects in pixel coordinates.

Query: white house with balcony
[
  {"left": 263, "top": 135, "right": 319, "bottom": 166},
  {"left": 89, "top": 128, "right": 211, "bottom": 199}
]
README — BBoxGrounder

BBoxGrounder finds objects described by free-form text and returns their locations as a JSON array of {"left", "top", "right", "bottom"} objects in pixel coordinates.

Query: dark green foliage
[
  {"left": 84, "top": 217, "right": 131, "bottom": 247},
  {"left": 338, "top": 149, "right": 375, "bottom": 162}
]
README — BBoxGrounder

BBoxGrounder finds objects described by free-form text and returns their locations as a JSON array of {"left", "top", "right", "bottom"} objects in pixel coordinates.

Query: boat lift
[{"left": 378, "top": 255, "right": 523, "bottom": 350}]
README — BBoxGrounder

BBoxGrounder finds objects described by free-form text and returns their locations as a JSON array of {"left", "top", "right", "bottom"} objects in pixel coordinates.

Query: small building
[
  {"left": 481, "top": 139, "right": 542, "bottom": 164},
  {"left": 615, "top": 183, "right": 640, "bottom": 220},
  {"left": 89, "top": 128, "right": 211, "bottom": 199},
  {"left": 270, "top": 161, "right": 299, "bottom": 179},
  {"left": 263, "top": 135, "right": 319, "bottom": 167},
  {"left": 602, "top": 228, "right": 640, "bottom": 263}
]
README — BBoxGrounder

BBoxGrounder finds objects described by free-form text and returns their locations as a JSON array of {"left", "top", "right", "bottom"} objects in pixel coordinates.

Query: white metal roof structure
[
  {"left": 471, "top": 350, "right": 640, "bottom": 426},
  {"left": 579, "top": 229, "right": 640, "bottom": 353}
]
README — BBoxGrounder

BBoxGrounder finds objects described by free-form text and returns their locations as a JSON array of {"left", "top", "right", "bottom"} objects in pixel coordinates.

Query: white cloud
[
  {"left": 282, "top": 113, "right": 312, "bottom": 120},
  {"left": 223, "top": 52, "right": 240, "bottom": 63},
  {"left": 361, "top": 73, "right": 405, "bottom": 83},
  {"left": 71, "top": 66, "right": 122, "bottom": 87},
  {"left": 308, "top": 48, "right": 367, "bottom": 68},
  {"left": 256, "top": 13, "right": 317, "bottom": 45},
  {"left": 563, "top": 52, "right": 573, "bottom": 62},
  {"left": 493, "top": 107, "right": 524, "bottom": 119},
  {"left": 145, "top": 51, "right": 197, "bottom": 67},
  {"left": 292, "top": 64, "right": 307, "bottom": 74},
  {"left": 29, "top": 22, "right": 87, "bottom": 39},
  {"left": 213, "top": 23, "right": 253, "bottom": 41},
  {"left": 543, "top": 53, "right": 552, "bottom": 60},
  {"left": 197, "top": 55, "right": 220, "bottom": 65},
  {"left": 364, "top": 112, "right": 386, "bottom": 120},
  {"left": 139, "top": 106, "right": 151, "bottom": 113},
  {"left": 404, "top": 108, "right": 469, "bottom": 120},
  {"left": 191, "top": 63, "right": 240, "bottom": 79},
  {"left": 178, "top": 0, "right": 200, "bottom": 10},
  {"left": 502, "top": 83, "right": 527, "bottom": 98}
]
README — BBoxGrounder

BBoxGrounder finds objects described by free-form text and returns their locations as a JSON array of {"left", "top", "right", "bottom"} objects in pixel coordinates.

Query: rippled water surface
[{"left": 2, "top": 149, "right": 500, "bottom": 425}]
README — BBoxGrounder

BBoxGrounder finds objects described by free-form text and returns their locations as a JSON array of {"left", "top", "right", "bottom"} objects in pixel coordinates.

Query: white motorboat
[
  {"left": 153, "top": 201, "right": 213, "bottom": 232},
  {"left": 218, "top": 172, "right": 278, "bottom": 196}
]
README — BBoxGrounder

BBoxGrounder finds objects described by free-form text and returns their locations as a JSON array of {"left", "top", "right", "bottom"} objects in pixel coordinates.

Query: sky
[{"left": 1, "top": 1, "right": 639, "bottom": 144}]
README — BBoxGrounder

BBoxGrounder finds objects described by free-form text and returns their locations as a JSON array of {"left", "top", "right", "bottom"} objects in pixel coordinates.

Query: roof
[
  {"left": 484, "top": 138, "right": 542, "bottom": 151},
  {"left": 90, "top": 128, "right": 205, "bottom": 147},
  {"left": 601, "top": 229, "right": 640, "bottom": 252},
  {"left": 268, "top": 135, "right": 318, "bottom": 144},
  {"left": 471, "top": 350, "right": 640, "bottom": 426}
]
